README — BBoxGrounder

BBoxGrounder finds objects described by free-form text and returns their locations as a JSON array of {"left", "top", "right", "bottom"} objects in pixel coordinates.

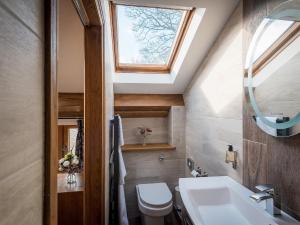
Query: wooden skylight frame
[
  {"left": 253, "top": 22, "right": 300, "bottom": 76},
  {"left": 109, "top": 2, "right": 195, "bottom": 73}
]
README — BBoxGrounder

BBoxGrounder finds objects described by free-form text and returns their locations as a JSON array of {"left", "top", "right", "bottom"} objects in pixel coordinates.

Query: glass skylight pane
[
  {"left": 253, "top": 19, "right": 294, "bottom": 62},
  {"left": 116, "top": 5, "right": 185, "bottom": 65}
]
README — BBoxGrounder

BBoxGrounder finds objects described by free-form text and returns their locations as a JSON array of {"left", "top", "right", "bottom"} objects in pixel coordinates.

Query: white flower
[
  {"left": 58, "top": 167, "right": 63, "bottom": 172},
  {"left": 63, "top": 161, "right": 70, "bottom": 167},
  {"left": 72, "top": 159, "right": 79, "bottom": 165},
  {"left": 59, "top": 158, "right": 65, "bottom": 164}
]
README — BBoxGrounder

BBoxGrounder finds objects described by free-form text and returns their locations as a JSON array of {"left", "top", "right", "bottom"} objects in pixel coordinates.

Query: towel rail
[{"left": 109, "top": 115, "right": 120, "bottom": 225}]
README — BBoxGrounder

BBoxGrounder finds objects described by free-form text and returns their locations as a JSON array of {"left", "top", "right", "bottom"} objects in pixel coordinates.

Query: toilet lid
[{"left": 137, "top": 183, "right": 172, "bottom": 207}]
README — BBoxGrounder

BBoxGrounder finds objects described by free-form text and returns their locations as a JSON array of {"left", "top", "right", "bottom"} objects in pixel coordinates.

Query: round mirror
[{"left": 245, "top": 0, "right": 300, "bottom": 137}]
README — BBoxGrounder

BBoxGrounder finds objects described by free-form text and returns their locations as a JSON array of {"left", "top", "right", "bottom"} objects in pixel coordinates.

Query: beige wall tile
[
  {"left": 122, "top": 106, "right": 186, "bottom": 219},
  {"left": 0, "top": 1, "right": 44, "bottom": 223},
  {"left": 184, "top": 3, "right": 243, "bottom": 183},
  {"left": 122, "top": 118, "right": 168, "bottom": 144}
]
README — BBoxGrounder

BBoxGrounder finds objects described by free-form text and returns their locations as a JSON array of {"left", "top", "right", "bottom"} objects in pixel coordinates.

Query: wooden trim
[
  {"left": 44, "top": 0, "right": 58, "bottom": 224},
  {"left": 84, "top": 24, "right": 105, "bottom": 225},
  {"left": 114, "top": 94, "right": 184, "bottom": 117},
  {"left": 72, "top": 0, "right": 90, "bottom": 26},
  {"left": 58, "top": 126, "right": 64, "bottom": 159},
  {"left": 76, "top": 1, "right": 106, "bottom": 224},
  {"left": 63, "top": 127, "right": 68, "bottom": 151},
  {"left": 63, "top": 125, "right": 78, "bottom": 150},
  {"left": 58, "top": 93, "right": 84, "bottom": 118},
  {"left": 109, "top": 1, "right": 119, "bottom": 73},
  {"left": 114, "top": 94, "right": 184, "bottom": 108},
  {"left": 115, "top": 106, "right": 171, "bottom": 111},
  {"left": 167, "top": 9, "right": 195, "bottom": 69},
  {"left": 46, "top": 0, "right": 106, "bottom": 224},
  {"left": 253, "top": 22, "right": 300, "bottom": 75},
  {"left": 81, "top": 0, "right": 104, "bottom": 26},
  {"left": 63, "top": 125, "right": 69, "bottom": 148},
  {"left": 122, "top": 143, "right": 176, "bottom": 152},
  {"left": 58, "top": 125, "right": 78, "bottom": 160},
  {"left": 109, "top": 2, "right": 194, "bottom": 73},
  {"left": 110, "top": 2, "right": 193, "bottom": 11},
  {"left": 115, "top": 64, "right": 171, "bottom": 74},
  {"left": 116, "top": 110, "right": 169, "bottom": 118}
]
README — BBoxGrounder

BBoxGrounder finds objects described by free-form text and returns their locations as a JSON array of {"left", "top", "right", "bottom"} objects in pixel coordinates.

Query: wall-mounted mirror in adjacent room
[{"left": 245, "top": 0, "right": 300, "bottom": 137}]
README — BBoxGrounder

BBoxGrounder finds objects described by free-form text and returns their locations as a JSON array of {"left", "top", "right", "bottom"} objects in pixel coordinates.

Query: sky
[
  {"left": 117, "top": 5, "right": 143, "bottom": 64},
  {"left": 116, "top": 5, "right": 184, "bottom": 65}
]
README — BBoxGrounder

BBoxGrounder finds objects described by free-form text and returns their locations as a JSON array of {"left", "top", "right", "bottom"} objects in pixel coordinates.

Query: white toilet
[{"left": 136, "top": 183, "right": 173, "bottom": 225}]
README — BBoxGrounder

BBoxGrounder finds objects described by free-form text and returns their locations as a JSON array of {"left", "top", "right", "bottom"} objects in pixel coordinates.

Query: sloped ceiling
[
  {"left": 58, "top": 0, "right": 240, "bottom": 94},
  {"left": 108, "top": 0, "right": 240, "bottom": 94}
]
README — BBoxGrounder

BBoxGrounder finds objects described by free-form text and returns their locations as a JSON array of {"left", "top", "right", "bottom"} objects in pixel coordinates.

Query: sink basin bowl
[{"left": 179, "top": 176, "right": 299, "bottom": 225}]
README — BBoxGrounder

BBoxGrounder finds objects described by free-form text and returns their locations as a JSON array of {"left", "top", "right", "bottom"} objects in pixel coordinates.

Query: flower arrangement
[
  {"left": 58, "top": 152, "right": 80, "bottom": 184},
  {"left": 137, "top": 126, "right": 152, "bottom": 145}
]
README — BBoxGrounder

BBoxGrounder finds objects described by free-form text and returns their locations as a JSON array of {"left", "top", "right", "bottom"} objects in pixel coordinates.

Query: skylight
[{"left": 110, "top": 3, "right": 194, "bottom": 73}]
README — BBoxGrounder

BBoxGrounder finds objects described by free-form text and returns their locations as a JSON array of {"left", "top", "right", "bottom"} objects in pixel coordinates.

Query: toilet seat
[{"left": 136, "top": 183, "right": 173, "bottom": 217}]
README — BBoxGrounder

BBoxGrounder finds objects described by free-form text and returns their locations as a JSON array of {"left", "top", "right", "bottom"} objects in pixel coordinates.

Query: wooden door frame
[
  {"left": 44, "top": 0, "right": 58, "bottom": 224},
  {"left": 45, "top": 0, "right": 106, "bottom": 225}
]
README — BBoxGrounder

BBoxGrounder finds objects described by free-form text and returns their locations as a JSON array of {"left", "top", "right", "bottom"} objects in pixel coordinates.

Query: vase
[
  {"left": 142, "top": 136, "right": 147, "bottom": 146},
  {"left": 67, "top": 172, "right": 77, "bottom": 184}
]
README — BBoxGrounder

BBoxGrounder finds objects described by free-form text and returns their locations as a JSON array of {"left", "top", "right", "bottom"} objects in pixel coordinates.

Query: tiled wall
[
  {"left": 122, "top": 117, "right": 168, "bottom": 144},
  {"left": 122, "top": 106, "right": 186, "bottom": 224},
  {"left": 183, "top": 3, "right": 243, "bottom": 182},
  {"left": 243, "top": 0, "right": 300, "bottom": 219},
  {"left": 0, "top": 0, "right": 44, "bottom": 224}
]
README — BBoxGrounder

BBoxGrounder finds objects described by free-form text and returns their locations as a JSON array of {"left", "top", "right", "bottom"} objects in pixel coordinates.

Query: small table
[{"left": 57, "top": 173, "right": 84, "bottom": 225}]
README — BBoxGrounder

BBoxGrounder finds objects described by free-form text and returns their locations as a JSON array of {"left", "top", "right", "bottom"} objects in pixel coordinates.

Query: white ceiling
[{"left": 109, "top": 0, "right": 240, "bottom": 94}]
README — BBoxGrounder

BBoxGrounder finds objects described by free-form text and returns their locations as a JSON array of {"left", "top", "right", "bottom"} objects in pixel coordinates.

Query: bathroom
[
  {"left": 0, "top": 0, "right": 300, "bottom": 225},
  {"left": 107, "top": 0, "right": 300, "bottom": 224}
]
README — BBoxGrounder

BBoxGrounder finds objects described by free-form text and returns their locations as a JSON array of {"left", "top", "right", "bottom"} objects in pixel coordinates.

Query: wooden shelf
[
  {"left": 114, "top": 94, "right": 184, "bottom": 118},
  {"left": 115, "top": 110, "right": 169, "bottom": 118},
  {"left": 122, "top": 143, "right": 176, "bottom": 152}
]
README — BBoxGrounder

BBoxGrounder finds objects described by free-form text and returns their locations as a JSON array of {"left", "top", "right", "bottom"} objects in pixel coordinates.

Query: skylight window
[{"left": 110, "top": 3, "right": 194, "bottom": 73}]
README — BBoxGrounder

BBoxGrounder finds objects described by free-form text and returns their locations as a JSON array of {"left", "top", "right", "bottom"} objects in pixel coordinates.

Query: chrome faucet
[{"left": 250, "top": 184, "right": 281, "bottom": 216}]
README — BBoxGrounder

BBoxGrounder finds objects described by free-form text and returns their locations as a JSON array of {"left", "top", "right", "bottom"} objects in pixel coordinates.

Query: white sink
[{"left": 179, "top": 176, "right": 299, "bottom": 225}]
